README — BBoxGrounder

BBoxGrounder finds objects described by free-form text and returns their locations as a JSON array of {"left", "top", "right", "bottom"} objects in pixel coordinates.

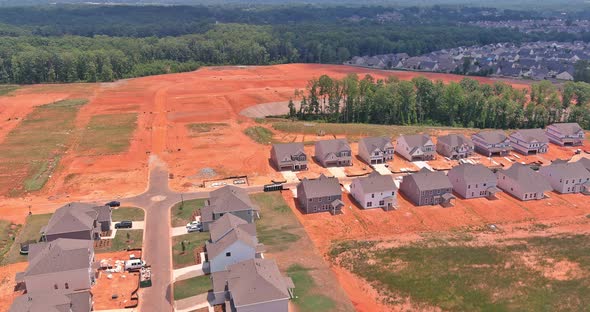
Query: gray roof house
[
  {"left": 546, "top": 123, "right": 585, "bottom": 146},
  {"left": 472, "top": 130, "right": 513, "bottom": 156},
  {"left": 579, "top": 157, "right": 590, "bottom": 172},
  {"left": 211, "top": 259, "right": 294, "bottom": 312},
  {"left": 10, "top": 290, "right": 92, "bottom": 312},
  {"left": 496, "top": 163, "right": 552, "bottom": 201},
  {"left": 350, "top": 172, "right": 398, "bottom": 210},
  {"left": 509, "top": 129, "right": 549, "bottom": 155},
  {"left": 436, "top": 134, "right": 474, "bottom": 159},
  {"left": 270, "top": 143, "right": 308, "bottom": 171},
  {"left": 358, "top": 137, "right": 394, "bottom": 165},
  {"left": 399, "top": 168, "right": 455, "bottom": 207},
  {"left": 314, "top": 139, "right": 352, "bottom": 167},
  {"left": 41, "top": 202, "right": 112, "bottom": 242},
  {"left": 447, "top": 164, "right": 500, "bottom": 199},
  {"left": 201, "top": 186, "right": 260, "bottom": 231},
  {"left": 296, "top": 174, "right": 343, "bottom": 215},
  {"left": 395, "top": 134, "right": 436, "bottom": 161},
  {"left": 206, "top": 216, "right": 264, "bottom": 273},
  {"left": 17, "top": 238, "right": 95, "bottom": 296},
  {"left": 538, "top": 161, "right": 590, "bottom": 195}
]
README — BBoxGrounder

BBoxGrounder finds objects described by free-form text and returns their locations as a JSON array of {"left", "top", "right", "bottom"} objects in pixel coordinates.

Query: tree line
[{"left": 289, "top": 75, "right": 590, "bottom": 130}]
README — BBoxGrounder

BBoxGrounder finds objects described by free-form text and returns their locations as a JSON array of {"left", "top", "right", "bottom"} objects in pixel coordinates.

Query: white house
[{"left": 350, "top": 172, "right": 398, "bottom": 210}]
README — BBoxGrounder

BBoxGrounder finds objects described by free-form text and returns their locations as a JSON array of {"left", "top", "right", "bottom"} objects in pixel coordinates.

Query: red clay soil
[
  {"left": 93, "top": 251, "right": 142, "bottom": 310},
  {"left": 0, "top": 262, "right": 27, "bottom": 312}
]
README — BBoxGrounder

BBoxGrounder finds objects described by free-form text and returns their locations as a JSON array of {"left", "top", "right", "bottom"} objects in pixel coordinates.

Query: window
[
  {"left": 226, "top": 252, "right": 231, "bottom": 257},
  {"left": 54, "top": 284, "right": 58, "bottom": 290},
  {"left": 65, "top": 283, "right": 69, "bottom": 290},
  {"left": 371, "top": 194, "right": 375, "bottom": 198},
  {"left": 525, "top": 194, "right": 528, "bottom": 199},
  {"left": 379, "top": 200, "right": 385, "bottom": 206},
  {"left": 392, "top": 191, "right": 395, "bottom": 196},
  {"left": 468, "top": 185, "right": 471, "bottom": 189},
  {"left": 483, "top": 183, "right": 487, "bottom": 187},
  {"left": 318, "top": 197, "right": 322, "bottom": 202},
  {"left": 366, "top": 201, "right": 372, "bottom": 207}
]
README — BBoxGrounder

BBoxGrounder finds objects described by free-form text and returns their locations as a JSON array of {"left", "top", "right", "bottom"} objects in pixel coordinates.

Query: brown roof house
[
  {"left": 545, "top": 122, "right": 585, "bottom": 146},
  {"left": 472, "top": 130, "right": 513, "bottom": 156},
  {"left": 206, "top": 214, "right": 264, "bottom": 273},
  {"left": 314, "top": 139, "right": 352, "bottom": 167},
  {"left": 350, "top": 172, "right": 398, "bottom": 211},
  {"left": 399, "top": 168, "right": 455, "bottom": 207},
  {"left": 447, "top": 164, "right": 500, "bottom": 199},
  {"left": 538, "top": 160, "right": 590, "bottom": 195},
  {"left": 270, "top": 143, "right": 308, "bottom": 171},
  {"left": 16, "top": 238, "right": 95, "bottom": 296},
  {"left": 201, "top": 186, "right": 260, "bottom": 232},
  {"left": 211, "top": 258, "right": 294, "bottom": 312},
  {"left": 436, "top": 134, "right": 474, "bottom": 159},
  {"left": 296, "top": 174, "right": 343, "bottom": 214},
  {"left": 358, "top": 137, "right": 394, "bottom": 165},
  {"left": 395, "top": 134, "right": 436, "bottom": 161},
  {"left": 41, "top": 203, "right": 112, "bottom": 242},
  {"left": 509, "top": 129, "right": 549, "bottom": 155},
  {"left": 10, "top": 290, "right": 92, "bottom": 312},
  {"left": 496, "top": 163, "right": 552, "bottom": 201}
]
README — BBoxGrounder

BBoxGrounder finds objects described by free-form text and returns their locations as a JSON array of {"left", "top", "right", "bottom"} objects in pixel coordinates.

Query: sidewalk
[
  {"left": 173, "top": 263, "right": 205, "bottom": 281},
  {"left": 174, "top": 293, "right": 214, "bottom": 312}
]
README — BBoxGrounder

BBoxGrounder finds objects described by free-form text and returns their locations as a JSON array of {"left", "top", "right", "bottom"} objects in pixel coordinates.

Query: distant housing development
[
  {"left": 472, "top": 130, "right": 513, "bottom": 157},
  {"left": 396, "top": 134, "right": 436, "bottom": 161},
  {"left": 314, "top": 139, "right": 352, "bottom": 167},
  {"left": 509, "top": 129, "right": 549, "bottom": 155},
  {"left": 358, "top": 137, "right": 394, "bottom": 164},
  {"left": 270, "top": 142, "right": 308, "bottom": 171}
]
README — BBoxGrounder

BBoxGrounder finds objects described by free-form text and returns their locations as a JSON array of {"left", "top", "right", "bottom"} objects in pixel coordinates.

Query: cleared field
[
  {"left": 173, "top": 275, "right": 211, "bottom": 301},
  {"left": 171, "top": 199, "right": 205, "bottom": 227},
  {"left": 112, "top": 207, "right": 145, "bottom": 221},
  {"left": 186, "top": 123, "right": 228, "bottom": 135},
  {"left": 77, "top": 113, "right": 138, "bottom": 155},
  {"left": 172, "top": 232, "right": 209, "bottom": 269},
  {"left": 330, "top": 233, "right": 590, "bottom": 311},
  {"left": 244, "top": 126, "right": 275, "bottom": 145},
  {"left": 2, "top": 213, "right": 52, "bottom": 264},
  {"left": 0, "top": 99, "right": 87, "bottom": 196}
]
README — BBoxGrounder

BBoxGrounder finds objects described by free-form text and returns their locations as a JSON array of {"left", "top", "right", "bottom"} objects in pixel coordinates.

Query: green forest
[
  {"left": 289, "top": 75, "right": 590, "bottom": 129},
  {"left": 0, "top": 4, "right": 589, "bottom": 83}
]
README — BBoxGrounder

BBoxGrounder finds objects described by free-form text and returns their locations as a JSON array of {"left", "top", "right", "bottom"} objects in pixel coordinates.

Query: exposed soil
[{"left": 0, "top": 262, "right": 27, "bottom": 312}]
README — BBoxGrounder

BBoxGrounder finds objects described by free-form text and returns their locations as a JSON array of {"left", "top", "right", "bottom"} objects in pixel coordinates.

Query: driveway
[
  {"left": 171, "top": 226, "right": 189, "bottom": 237},
  {"left": 327, "top": 167, "right": 346, "bottom": 178},
  {"left": 372, "top": 164, "right": 392, "bottom": 175},
  {"left": 280, "top": 170, "right": 300, "bottom": 183}
]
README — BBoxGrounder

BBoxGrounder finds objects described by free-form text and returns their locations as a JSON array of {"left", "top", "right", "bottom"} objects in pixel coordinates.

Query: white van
[{"left": 125, "top": 259, "right": 145, "bottom": 271}]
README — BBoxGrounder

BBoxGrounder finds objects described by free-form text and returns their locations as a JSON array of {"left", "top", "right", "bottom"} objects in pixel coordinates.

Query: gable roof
[
  {"left": 298, "top": 174, "right": 341, "bottom": 198},
  {"left": 206, "top": 226, "right": 258, "bottom": 259},
  {"left": 209, "top": 213, "right": 255, "bottom": 243},
  {"left": 403, "top": 168, "right": 452, "bottom": 190},
  {"left": 500, "top": 163, "right": 552, "bottom": 193},
  {"left": 10, "top": 290, "right": 91, "bottom": 312},
  {"left": 354, "top": 172, "right": 397, "bottom": 193},
  {"left": 315, "top": 139, "right": 350, "bottom": 157},
  {"left": 540, "top": 161, "right": 590, "bottom": 180},
  {"left": 437, "top": 134, "right": 474, "bottom": 148},
  {"left": 43, "top": 203, "right": 98, "bottom": 236},
  {"left": 359, "top": 137, "right": 392, "bottom": 152},
  {"left": 473, "top": 130, "right": 509, "bottom": 144},
  {"left": 226, "top": 259, "right": 292, "bottom": 308},
  {"left": 207, "top": 186, "right": 259, "bottom": 214},
  {"left": 272, "top": 143, "right": 305, "bottom": 161},
  {"left": 577, "top": 157, "right": 590, "bottom": 171},
  {"left": 25, "top": 239, "right": 93, "bottom": 277},
  {"left": 549, "top": 123, "right": 583, "bottom": 135},
  {"left": 399, "top": 134, "right": 433, "bottom": 148},
  {"left": 511, "top": 128, "right": 549, "bottom": 143},
  {"left": 448, "top": 164, "right": 496, "bottom": 183}
]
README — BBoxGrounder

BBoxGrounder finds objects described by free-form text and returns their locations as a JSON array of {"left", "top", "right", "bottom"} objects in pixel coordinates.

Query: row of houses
[
  {"left": 197, "top": 186, "right": 294, "bottom": 312},
  {"left": 295, "top": 158, "right": 590, "bottom": 213},
  {"left": 346, "top": 41, "right": 590, "bottom": 81},
  {"left": 271, "top": 123, "right": 586, "bottom": 170},
  {"left": 10, "top": 203, "right": 113, "bottom": 312}
]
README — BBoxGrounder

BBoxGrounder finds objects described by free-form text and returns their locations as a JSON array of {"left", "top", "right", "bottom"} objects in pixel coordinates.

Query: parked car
[
  {"left": 106, "top": 201, "right": 121, "bottom": 207},
  {"left": 125, "top": 259, "right": 146, "bottom": 271},
  {"left": 233, "top": 179, "right": 246, "bottom": 185},
  {"left": 19, "top": 240, "right": 36, "bottom": 255},
  {"left": 115, "top": 221, "right": 133, "bottom": 229},
  {"left": 186, "top": 221, "right": 202, "bottom": 233}
]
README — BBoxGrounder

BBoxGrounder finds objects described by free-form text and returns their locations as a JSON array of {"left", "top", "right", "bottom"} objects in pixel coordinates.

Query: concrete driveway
[
  {"left": 373, "top": 164, "right": 392, "bottom": 175},
  {"left": 327, "top": 167, "right": 346, "bottom": 178}
]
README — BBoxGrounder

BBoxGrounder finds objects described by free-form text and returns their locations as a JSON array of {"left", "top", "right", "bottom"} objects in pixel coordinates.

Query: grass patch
[
  {"left": 251, "top": 193, "right": 301, "bottom": 253},
  {"left": 186, "top": 123, "right": 228, "bottom": 135},
  {"left": 78, "top": 113, "right": 138, "bottom": 155},
  {"left": 330, "top": 235, "right": 590, "bottom": 311},
  {"left": 244, "top": 126, "right": 274, "bottom": 145},
  {"left": 0, "top": 220, "right": 21, "bottom": 263},
  {"left": 2, "top": 213, "right": 52, "bottom": 264},
  {"left": 112, "top": 207, "right": 145, "bottom": 221},
  {"left": 173, "top": 275, "right": 211, "bottom": 300},
  {"left": 97, "top": 229, "right": 143, "bottom": 253},
  {"left": 287, "top": 264, "right": 336, "bottom": 312},
  {"left": 172, "top": 232, "right": 209, "bottom": 269},
  {"left": 171, "top": 199, "right": 206, "bottom": 227},
  {"left": 0, "top": 98, "right": 87, "bottom": 197},
  {"left": 0, "top": 85, "right": 19, "bottom": 96}
]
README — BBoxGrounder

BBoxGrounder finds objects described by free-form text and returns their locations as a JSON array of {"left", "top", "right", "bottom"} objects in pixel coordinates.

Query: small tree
[{"left": 181, "top": 240, "right": 186, "bottom": 254}]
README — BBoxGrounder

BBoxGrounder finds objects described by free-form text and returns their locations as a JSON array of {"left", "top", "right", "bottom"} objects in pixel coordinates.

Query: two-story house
[
  {"left": 472, "top": 130, "right": 513, "bottom": 157},
  {"left": 496, "top": 163, "right": 552, "bottom": 201},
  {"left": 538, "top": 160, "right": 590, "bottom": 195},
  {"left": 314, "top": 139, "right": 352, "bottom": 167},
  {"left": 270, "top": 143, "right": 307, "bottom": 171},
  {"left": 509, "top": 128, "right": 549, "bottom": 155},
  {"left": 358, "top": 137, "right": 394, "bottom": 165},
  {"left": 296, "top": 174, "right": 344, "bottom": 214},
  {"left": 395, "top": 134, "right": 436, "bottom": 161},
  {"left": 447, "top": 163, "right": 500, "bottom": 199},
  {"left": 436, "top": 134, "right": 474, "bottom": 159},
  {"left": 546, "top": 123, "right": 585, "bottom": 146},
  {"left": 41, "top": 202, "right": 112, "bottom": 242},
  {"left": 201, "top": 186, "right": 260, "bottom": 232},
  {"left": 399, "top": 168, "right": 455, "bottom": 207},
  {"left": 350, "top": 172, "right": 398, "bottom": 210}
]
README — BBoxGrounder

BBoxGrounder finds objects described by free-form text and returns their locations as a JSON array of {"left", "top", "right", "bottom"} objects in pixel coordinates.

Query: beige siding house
[
  {"left": 447, "top": 163, "right": 500, "bottom": 199},
  {"left": 538, "top": 160, "right": 590, "bottom": 194},
  {"left": 358, "top": 137, "right": 394, "bottom": 165},
  {"left": 509, "top": 129, "right": 549, "bottom": 155},
  {"left": 545, "top": 123, "right": 585, "bottom": 146},
  {"left": 314, "top": 139, "right": 352, "bottom": 167},
  {"left": 496, "top": 163, "right": 552, "bottom": 201},
  {"left": 350, "top": 172, "right": 398, "bottom": 210},
  {"left": 395, "top": 134, "right": 436, "bottom": 161}
]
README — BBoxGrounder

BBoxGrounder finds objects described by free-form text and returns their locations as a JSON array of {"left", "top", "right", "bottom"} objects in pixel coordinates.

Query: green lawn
[
  {"left": 112, "top": 207, "right": 145, "bottom": 221},
  {"left": 186, "top": 123, "right": 228, "bottom": 135},
  {"left": 77, "top": 113, "right": 138, "bottom": 155},
  {"left": 329, "top": 234, "right": 590, "bottom": 311},
  {"left": 172, "top": 232, "right": 209, "bottom": 269},
  {"left": 244, "top": 126, "right": 275, "bottom": 145},
  {"left": 96, "top": 229, "right": 143, "bottom": 253},
  {"left": 251, "top": 193, "right": 301, "bottom": 253},
  {"left": 287, "top": 264, "right": 336, "bottom": 312},
  {"left": 171, "top": 199, "right": 205, "bottom": 227},
  {"left": 173, "top": 275, "right": 212, "bottom": 300},
  {"left": 2, "top": 213, "right": 52, "bottom": 264},
  {"left": 0, "top": 85, "right": 18, "bottom": 96},
  {"left": 0, "top": 220, "right": 21, "bottom": 263}
]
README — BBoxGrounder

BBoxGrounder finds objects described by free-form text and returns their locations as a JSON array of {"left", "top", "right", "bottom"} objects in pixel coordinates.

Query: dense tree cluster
[{"left": 291, "top": 75, "right": 590, "bottom": 129}]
